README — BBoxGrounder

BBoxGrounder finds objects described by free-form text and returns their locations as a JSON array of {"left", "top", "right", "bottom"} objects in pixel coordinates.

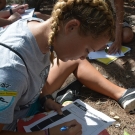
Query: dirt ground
[{"left": 39, "top": 1, "right": 135, "bottom": 135}]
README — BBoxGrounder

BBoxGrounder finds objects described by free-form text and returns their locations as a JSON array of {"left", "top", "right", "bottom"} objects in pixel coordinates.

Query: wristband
[
  {"left": 40, "top": 95, "right": 54, "bottom": 107},
  {"left": 9, "top": 8, "right": 13, "bottom": 15}
]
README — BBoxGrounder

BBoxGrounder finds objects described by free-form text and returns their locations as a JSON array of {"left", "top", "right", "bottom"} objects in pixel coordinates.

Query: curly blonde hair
[{"left": 48, "top": 0, "right": 115, "bottom": 64}]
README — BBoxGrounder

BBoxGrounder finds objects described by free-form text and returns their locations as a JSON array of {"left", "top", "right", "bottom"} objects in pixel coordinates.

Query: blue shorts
[
  {"left": 26, "top": 98, "right": 43, "bottom": 117},
  {"left": 33, "top": 14, "right": 37, "bottom": 18}
]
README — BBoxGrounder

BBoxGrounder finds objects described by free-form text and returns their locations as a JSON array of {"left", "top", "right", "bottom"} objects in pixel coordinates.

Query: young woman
[
  {"left": 0, "top": 0, "right": 135, "bottom": 135},
  {"left": 107, "top": 0, "right": 134, "bottom": 54}
]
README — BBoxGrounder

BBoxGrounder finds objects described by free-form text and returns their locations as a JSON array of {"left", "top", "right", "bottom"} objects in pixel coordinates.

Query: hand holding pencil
[{"left": 49, "top": 120, "right": 82, "bottom": 135}]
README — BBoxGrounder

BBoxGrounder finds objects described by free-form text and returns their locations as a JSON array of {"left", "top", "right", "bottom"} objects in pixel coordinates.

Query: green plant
[{"left": 124, "top": 129, "right": 130, "bottom": 135}]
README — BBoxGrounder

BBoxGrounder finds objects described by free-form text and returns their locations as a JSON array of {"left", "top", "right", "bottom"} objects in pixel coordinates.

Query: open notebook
[
  {"left": 88, "top": 43, "right": 131, "bottom": 65},
  {"left": 96, "top": 46, "right": 131, "bottom": 65}
]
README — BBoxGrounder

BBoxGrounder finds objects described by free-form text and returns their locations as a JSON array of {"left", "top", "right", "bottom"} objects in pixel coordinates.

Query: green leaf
[{"left": 124, "top": 130, "right": 130, "bottom": 135}]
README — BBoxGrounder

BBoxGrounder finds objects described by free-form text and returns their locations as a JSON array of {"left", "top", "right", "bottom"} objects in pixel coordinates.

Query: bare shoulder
[
  {"left": 27, "top": 20, "right": 47, "bottom": 50},
  {"left": 27, "top": 21, "right": 40, "bottom": 32},
  {"left": 27, "top": 20, "right": 44, "bottom": 37}
]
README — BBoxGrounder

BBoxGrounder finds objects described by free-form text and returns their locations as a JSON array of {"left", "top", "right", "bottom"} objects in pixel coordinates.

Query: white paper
[
  {"left": 88, "top": 42, "right": 124, "bottom": 59},
  {"left": 21, "top": 8, "right": 35, "bottom": 19},
  {"left": 24, "top": 99, "right": 115, "bottom": 135}
]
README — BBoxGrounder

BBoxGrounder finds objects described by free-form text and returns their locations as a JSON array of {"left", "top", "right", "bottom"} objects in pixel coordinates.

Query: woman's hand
[
  {"left": 12, "top": 4, "right": 28, "bottom": 14},
  {"left": 108, "top": 40, "right": 122, "bottom": 54},
  {"left": 44, "top": 99, "right": 63, "bottom": 115},
  {"left": 49, "top": 120, "right": 82, "bottom": 135}
]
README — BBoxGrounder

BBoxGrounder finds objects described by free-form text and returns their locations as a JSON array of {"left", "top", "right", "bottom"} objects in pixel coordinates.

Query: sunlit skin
[
  {"left": 28, "top": 18, "right": 110, "bottom": 62},
  {"left": 54, "top": 34, "right": 110, "bottom": 62},
  {"left": 52, "top": 19, "right": 110, "bottom": 62}
]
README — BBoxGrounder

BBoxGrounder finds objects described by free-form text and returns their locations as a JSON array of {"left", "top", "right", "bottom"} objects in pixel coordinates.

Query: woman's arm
[
  {"left": 0, "top": 10, "right": 11, "bottom": 18},
  {"left": 0, "top": 4, "right": 28, "bottom": 18},
  {"left": 108, "top": 0, "right": 124, "bottom": 54},
  {"left": 114, "top": 0, "right": 124, "bottom": 44},
  {"left": 0, "top": 18, "right": 11, "bottom": 26},
  {"left": 0, "top": 12, "right": 21, "bottom": 27}
]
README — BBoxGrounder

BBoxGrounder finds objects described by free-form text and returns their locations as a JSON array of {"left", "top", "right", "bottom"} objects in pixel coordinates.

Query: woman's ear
[{"left": 64, "top": 19, "right": 80, "bottom": 34}]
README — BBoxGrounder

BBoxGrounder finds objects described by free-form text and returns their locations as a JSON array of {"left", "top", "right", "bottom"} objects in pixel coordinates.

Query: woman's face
[{"left": 53, "top": 20, "right": 110, "bottom": 62}]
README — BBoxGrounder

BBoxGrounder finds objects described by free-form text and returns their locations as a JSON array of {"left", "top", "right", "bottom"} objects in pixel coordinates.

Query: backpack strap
[{"left": 0, "top": 42, "right": 28, "bottom": 72}]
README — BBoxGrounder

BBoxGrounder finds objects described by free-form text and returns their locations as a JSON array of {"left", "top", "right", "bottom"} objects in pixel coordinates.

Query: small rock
[
  {"left": 118, "top": 83, "right": 123, "bottom": 87},
  {"left": 110, "top": 112, "right": 115, "bottom": 116},
  {"left": 128, "top": 59, "right": 134, "bottom": 64},
  {"left": 103, "top": 75, "right": 109, "bottom": 79},
  {"left": 96, "top": 67, "right": 99, "bottom": 71},
  {"left": 96, "top": 101, "right": 106, "bottom": 105},
  {"left": 96, "top": 101, "right": 101, "bottom": 105},
  {"left": 113, "top": 116, "right": 120, "bottom": 120},
  {"left": 115, "top": 123, "right": 121, "bottom": 128},
  {"left": 126, "top": 75, "right": 130, "bottom": 78},
  {"left": 131, "top": 67, "right": 135, "bottom": 72}
]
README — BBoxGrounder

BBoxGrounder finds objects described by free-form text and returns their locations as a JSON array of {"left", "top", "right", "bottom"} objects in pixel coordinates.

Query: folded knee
[{"left": 122, "top": 27, "right": 134, "bottom": 43}]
